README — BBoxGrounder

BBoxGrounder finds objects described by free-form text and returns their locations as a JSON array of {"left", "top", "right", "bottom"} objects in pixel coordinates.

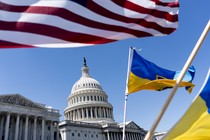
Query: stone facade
[
  {"left": 0, "top": 94, "right": 60, "bottom": 140},
  {"left": 59, "top": 120, "right": 147, "bottom": 140}
]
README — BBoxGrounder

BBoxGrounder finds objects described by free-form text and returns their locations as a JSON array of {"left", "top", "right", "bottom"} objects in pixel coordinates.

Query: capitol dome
[
  {"left": 64, "top": 58, "right": 115, "bottom": 124},
  {"left": 71, "top": 66, "right": 103, "bottom": 94}
]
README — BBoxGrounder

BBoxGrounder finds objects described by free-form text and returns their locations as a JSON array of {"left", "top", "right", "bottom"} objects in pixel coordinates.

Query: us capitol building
[{"left": 0, "top": 59, "right": 157, "bottom": 140}]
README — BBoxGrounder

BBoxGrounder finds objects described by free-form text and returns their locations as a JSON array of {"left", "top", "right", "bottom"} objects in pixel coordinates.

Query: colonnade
[
  {"left": 69, "top": 94, "right": 107, "bottom": 105},
  {"left": 65, "top": 107, "right": 113, "bottom": 121},
  {"left": 0, "top": 113, "right": 59, "bottom": 140},
  {"left": 105, "top": 131, "right": 144, "bottom": 140}
]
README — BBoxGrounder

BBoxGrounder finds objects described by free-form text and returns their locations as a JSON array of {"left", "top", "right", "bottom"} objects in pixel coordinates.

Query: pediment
[
  {"left": 0, "top": 94, "right": 45, "bottom": 110},
  {"left": 125, "top": 121, "right": 141, "bottom": 130}
]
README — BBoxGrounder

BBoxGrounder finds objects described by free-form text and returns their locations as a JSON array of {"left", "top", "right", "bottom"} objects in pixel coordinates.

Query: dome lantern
[{"left": 81, "top": 57, "right": 90, "bottom": 78}]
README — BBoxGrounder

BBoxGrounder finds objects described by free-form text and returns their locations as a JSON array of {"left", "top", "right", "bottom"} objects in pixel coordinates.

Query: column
[
  {"left": 56, "top": 123, "right": 59, "bottom": 140},
  {"left": 76, "top": 110, "right": 78, "bottom": 120},
  {"left": 109, "top": 109, "right": 112, "bottom": 118},
  {"left": 82, "top": 108, "right": 85, "bottom": 119},
  {"left": 113, "top": 132, "right": 116, "bottom": 140},
  {"left": 86, "top": 108, "right": 88, "bottom": 118},
  {"left": 4, "top": 113, "right": 11, "bottom": 140},
  {"left": 72, "top": 111, "right": 74, "bottom": 120},
  {"left": 33, "top": 117, "right": 37, "bottom": 140},
  {"left": 24, "top": 115, "right": 29, "bottom": 140},
  {"left": 74, "top": 110, "right": 76, "bottom": 120},
  {"left": 125, "top": 133, "right": 128, "bottom": 140},
  {"left": 15, "top": 114, "right": 20, "bottom": 140},
  {"left": 65, "top": 113, "right": 67, "bottom": 120},
  {"left": 0, "top": 115, "right": 5, "bottom": 139},
  {"left": 129, "top": 132, "right": 131, "bottom": 140},
  {"left": 117, "top": 133, "right": 120, "bottom": 140},
  {"left": 111, "top": 109, "right": 113, "bottom": 119},
  {"left": 50, "top": 121, "right": 54, "bottom": 140},
  {"left": 19, "top": 117, "right": 23, "bottom": 140},
  {"left": 41, "top": 118, "right": 45, "bottom": 140},
  {"left": 99, "top": 107, "right": 101, "bottom": 118},
  {"left": 68, "top": 112, "right": 71, "bottom": 120},
  {"left": 103, "top": 108, "right": 106, "bottom": 118},
  {"left": 131, "top": 133, "right": 134, "bottom": 140},
  {"left": 78, "top": 109, "right": 81, "bottom": 120},
  {"left": 70, "top": 111, "right": 72, "bottom": 120},
  {"left": 110, "top": 132, "right": 113, "bottom": 140},
  {"left": 107, "top": 109, "right": 110, "bottom": 118},
  {"left": 106, "top": 108, "right": 108, "bottom": 118},
  {"left": 134, "top": 133, "right": 137, "bottom": 140},
  {"left": 119, "top": 132, "right": 122, "bottom": 140},
  {"left": 95, "top": 107, "right": 98, "bottom": 118},
  {"left": 73, "top": 110, "right": 76, "bottom": 120},
  {"left": 126, "top": 133, "right": 129, "bottom": 140},
  {"left": 129, "top": 133, "right": 132, "bottom": 140},
  {"left": 107, "top": 132, "right": 110, "bottom": 140},
  {"left": 90, "top": 107, "right": 93, "bottom": 118}
]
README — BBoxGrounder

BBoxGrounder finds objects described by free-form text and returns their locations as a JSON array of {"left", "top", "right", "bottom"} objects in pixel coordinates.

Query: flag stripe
[
  {"left": 0, "top": 0, "right": 179, "bottom": 48},
  {"left": 0, "top": 31, "right": 96, "bottom": 48},
  {"left": 112, "top": 0, "right": 179, "bottom": 22},
  {"left": 0, "top": 40, "right": 34, "bottom": 48},
  {"left": 1, "top": 2, "right": 157, "bottom": 38},
  {"left": 84, "top": 1, "right": 177, "bottom": 33},
  {"left": 0, "top": 21, "right": 117, "bottom": 44},
  {"left": 0, "top": 1, "right": 173, "bottom": 36}
]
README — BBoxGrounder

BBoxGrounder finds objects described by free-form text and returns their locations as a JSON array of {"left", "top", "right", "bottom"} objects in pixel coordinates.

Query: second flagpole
[{"left": 144, "top": 20, "right": 210, "bottom": 140}]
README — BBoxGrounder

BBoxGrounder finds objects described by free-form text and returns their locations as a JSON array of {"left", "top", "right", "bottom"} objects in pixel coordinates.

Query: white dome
[
  {"left": 71, "top": 77, "right": 102, "bottom": 92},
  {"left": 71, "top": 65, "right": 103, "bottom": 93},
  {"left": 65, "top": 58, "right": 115, "bottom": 124}
]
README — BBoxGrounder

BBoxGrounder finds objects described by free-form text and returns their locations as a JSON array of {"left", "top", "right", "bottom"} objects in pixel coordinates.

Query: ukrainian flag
[
  {"left": 127, "top": 49, "right": 195, "bottom": 94},
  {"left": 163, "top": 68, "right": 210, "bottom": 140}
]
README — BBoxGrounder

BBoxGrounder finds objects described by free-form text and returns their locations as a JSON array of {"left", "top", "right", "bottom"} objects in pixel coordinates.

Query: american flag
[{"left": 0, "top": 0, "right": 179, "bottom": 48}]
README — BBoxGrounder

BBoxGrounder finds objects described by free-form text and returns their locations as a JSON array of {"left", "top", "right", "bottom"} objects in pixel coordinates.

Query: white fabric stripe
[
  {"left": 33, "top": 43, "right": 94, "bottom": 48},
  {"left": 158, "top": 0, "right": 178, "bottom": 3},
  {"left": 0, "top": 10, "right": 167, "bottom": 37},
  {"left": 0, "top": 31, "right": 92, "bottom": 48},
  {"left": 0, "top": 11, "right": 137, "bottom": 40},
  {"left": 1, "top": 0, "right": 178, "bottom": 29},
  {"left": 89, "top": 1, "right": 178, "bottom": 27},
  {"left": 2, "top": 0, "right": 178, "bottom": 7},
  {"left": 28, "top": 0, "right": 178, "bottom": 28},
  {"left": 127, "top": 0, "right": 179, "bottom": 14},
  {"left": 1, "top": 0, "right": 68, "bottom": 6}
]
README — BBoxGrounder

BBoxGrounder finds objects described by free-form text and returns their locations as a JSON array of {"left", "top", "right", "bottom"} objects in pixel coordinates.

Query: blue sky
[{"left": 0, "top": 0, "right": 209, "bottom": 132}]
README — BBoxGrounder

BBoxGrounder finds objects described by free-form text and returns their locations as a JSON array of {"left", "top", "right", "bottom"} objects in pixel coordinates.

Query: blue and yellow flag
[
  {"left": 127, "top": 49, "right": 195, "bottom": 94},
  {"left": 163, "top": 68, "right": 210, "bottom": 140}
]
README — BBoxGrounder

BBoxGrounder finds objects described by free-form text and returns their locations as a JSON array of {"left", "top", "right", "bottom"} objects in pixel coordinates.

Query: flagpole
[
  {"left": 122, "top": 47, "right": 134, "bottom": 140},
  {"left": 122, "top": 93, "right": 128, "bottom": 140},
  {"left": 144, "top": 20, "right": 210, "bottom": 140}
]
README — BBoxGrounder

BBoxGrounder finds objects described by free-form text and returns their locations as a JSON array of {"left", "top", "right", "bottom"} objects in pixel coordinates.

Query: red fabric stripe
[
  {"left": 150, "top": 0, "right": 179, "bottom": 7},
  {"left": 86, "top": 1, "right": 176, "bottom": 34},
  {"left": 0, "top": 40, "right": 34, "bottom": 48},
  {"left": 0, "top": 1, "right": 153, "bottom": 37},
  {"left": 111, "top": 0, "right": 178, "bottom": 22},
  {"left": 0, "top": 21, "right": 115, "bottom": 44}
]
